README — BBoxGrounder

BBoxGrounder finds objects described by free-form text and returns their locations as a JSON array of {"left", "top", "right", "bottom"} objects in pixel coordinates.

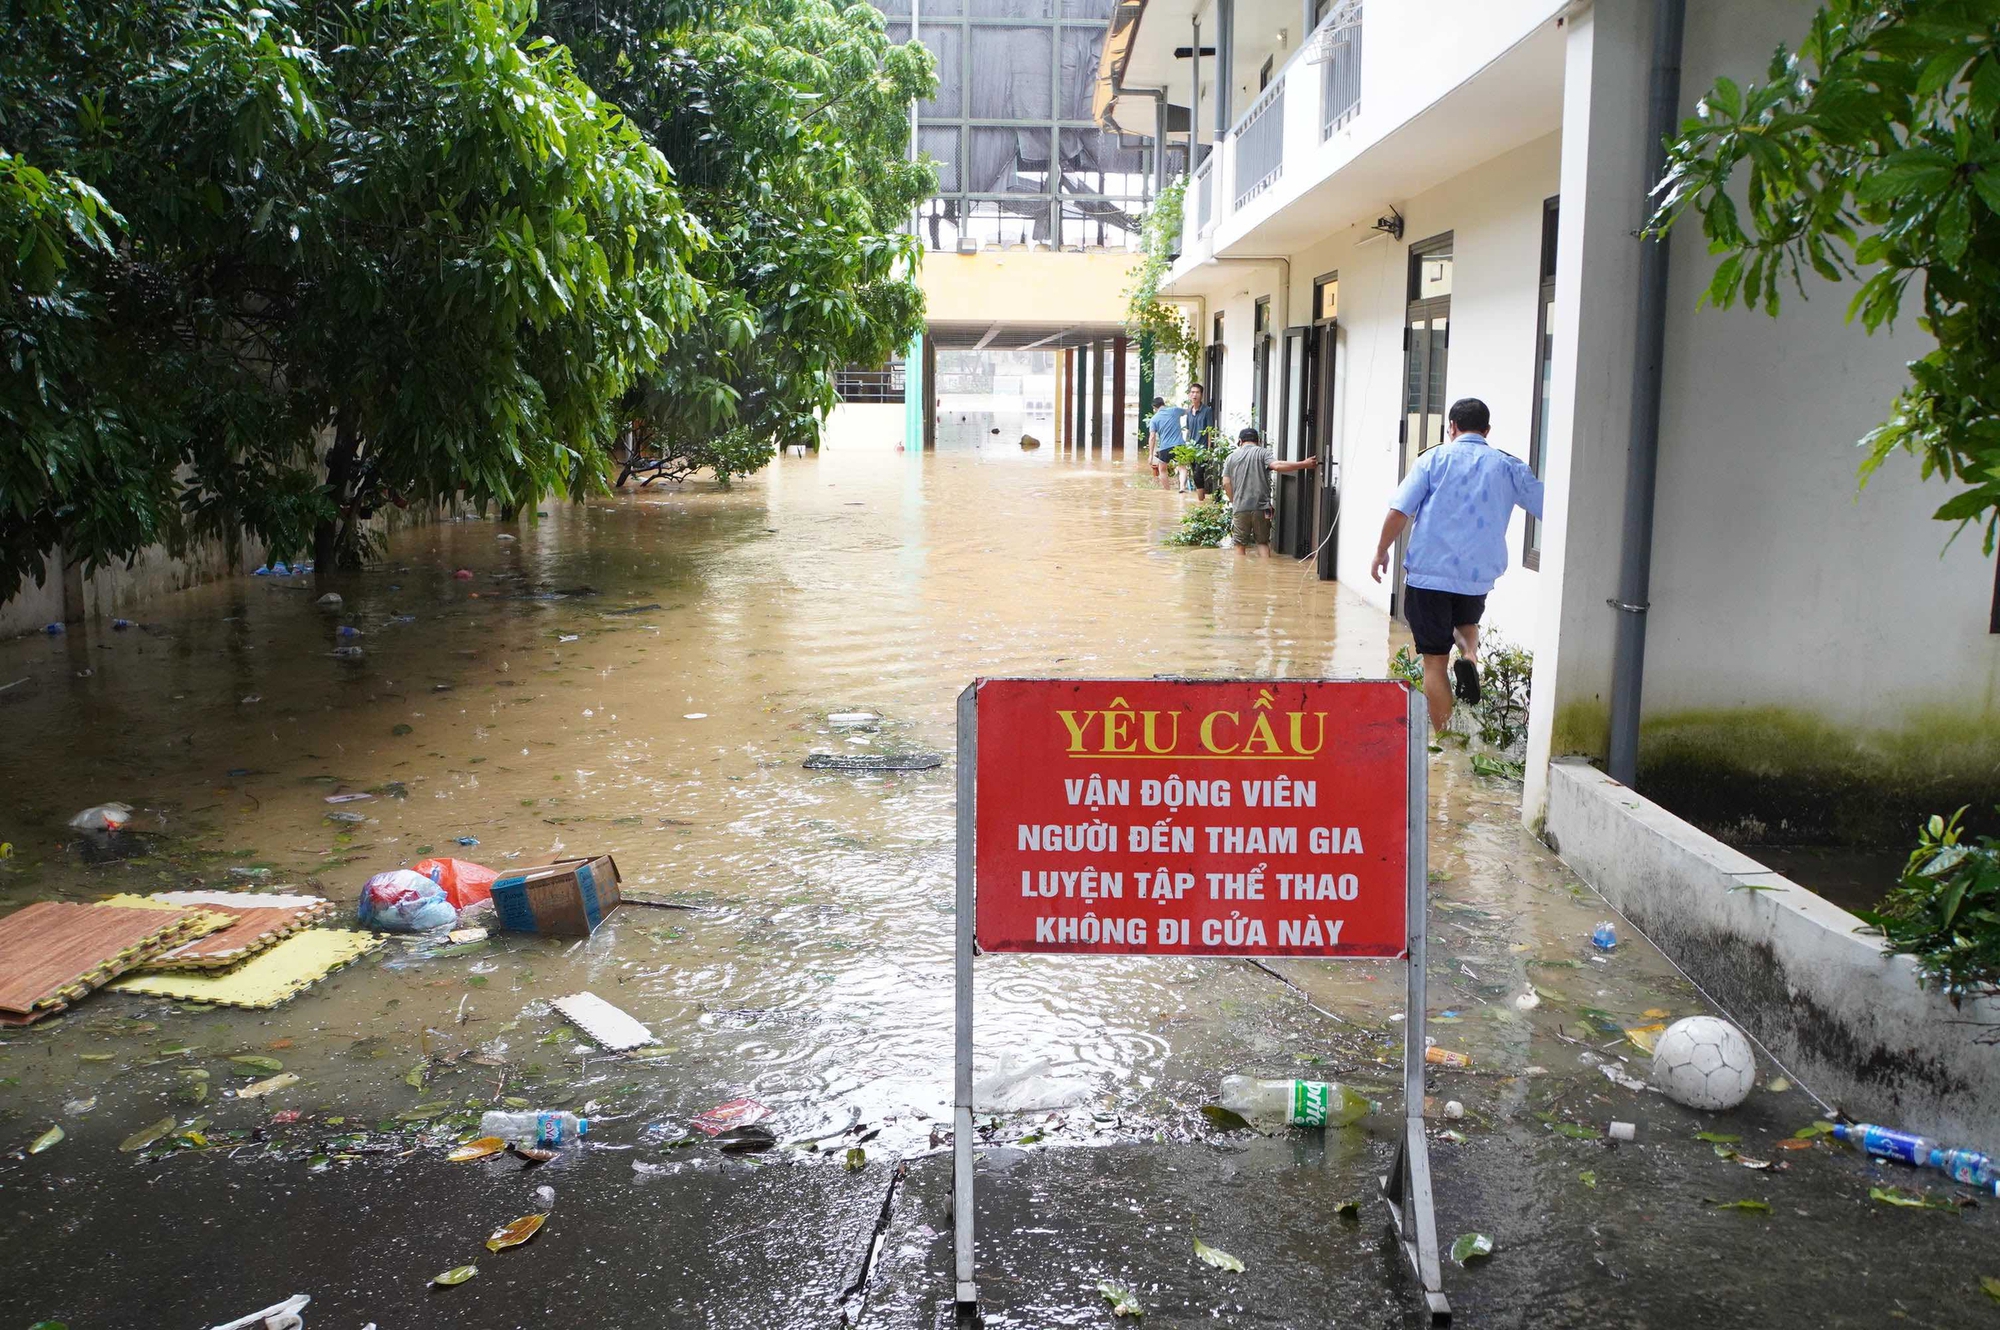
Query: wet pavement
[{"left": 1, "top": 426, "right": 1995, "bottom": 1328}]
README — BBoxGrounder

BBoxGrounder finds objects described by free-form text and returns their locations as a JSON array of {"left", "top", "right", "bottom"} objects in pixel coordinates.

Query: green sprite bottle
[{"left": 1219, "top": 1075, "right": 1378, "bottom": 1128}]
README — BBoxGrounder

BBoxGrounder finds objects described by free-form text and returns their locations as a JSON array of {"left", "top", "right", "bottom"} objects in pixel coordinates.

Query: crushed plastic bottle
[
  {"left": 1833, "top": 1122, "right": 1935, "bottom": 1167},
  {"left": 1931, "top": 1146, "right": 1997, "bottom": 1188},
  {"left": 1219, "top": 1075, "right": 1377, "bottom": 1128},
  {"left": 479, "top": 1110, "right": 588, "bottom": 1147},
  {"left": 1591, "top": 921, "right": 1618, "bottom": 950}
]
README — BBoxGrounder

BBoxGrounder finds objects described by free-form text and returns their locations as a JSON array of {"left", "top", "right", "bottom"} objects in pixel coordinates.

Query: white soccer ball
[{"left": 1649, "top": 1016, "right": 1756, "bottom": 1111}]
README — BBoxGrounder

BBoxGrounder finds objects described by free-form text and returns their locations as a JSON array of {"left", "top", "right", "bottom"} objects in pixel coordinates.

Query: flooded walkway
[{"left": 1, "top": 431, "right": 1993, "bottom": 1328}]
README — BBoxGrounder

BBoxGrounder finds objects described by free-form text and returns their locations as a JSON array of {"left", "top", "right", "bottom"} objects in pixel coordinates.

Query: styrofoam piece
[
  {"left": 553, "top": 990, "right": 657, "bottom": 1051},
  {"left": 827, "top": 711, "right": 880, "bottom": 726}
]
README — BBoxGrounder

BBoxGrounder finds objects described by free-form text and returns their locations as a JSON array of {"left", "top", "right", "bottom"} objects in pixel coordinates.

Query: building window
[
  {"left": 1524, "top": 196, "right": 1557, "bottom": 570},
  {"left": 883, "top": 0, "right": 1152, "bottom": 252}
]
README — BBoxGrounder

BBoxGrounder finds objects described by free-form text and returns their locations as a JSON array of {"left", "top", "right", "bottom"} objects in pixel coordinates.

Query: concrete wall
[
  {"left": 1545, "top": 759, "right": 2000, "bottom": 1145},
  {"left": 0, "top": 531, "right": 267, "bottom": 639},
  {"left": 1628, "top": 0, "right": 2000, "bottom": 840},
  {"left": 1197, "top": 131, "right": 1560, "bottom": 653}
]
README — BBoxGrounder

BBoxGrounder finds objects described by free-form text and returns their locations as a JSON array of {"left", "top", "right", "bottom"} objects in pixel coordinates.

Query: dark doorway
[
  {"left": 1311, "top": 272, "right": 1340, "bottom": 580},
  {"left": 1395, "top": 233, "right": 1453, "bottom": 615}
]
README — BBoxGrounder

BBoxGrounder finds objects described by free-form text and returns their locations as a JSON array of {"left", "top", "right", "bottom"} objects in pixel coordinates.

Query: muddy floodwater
[{"left": 1, "top": 429, "right": 1994, "bottom": 1329}]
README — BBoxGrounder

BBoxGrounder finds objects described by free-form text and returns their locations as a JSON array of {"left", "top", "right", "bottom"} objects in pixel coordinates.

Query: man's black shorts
[{"left": 1403, "top": 586, "right": 1486, "bottom": 657}]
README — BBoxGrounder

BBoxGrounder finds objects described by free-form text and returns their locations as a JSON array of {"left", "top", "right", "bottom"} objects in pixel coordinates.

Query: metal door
[
  {"left": 1312, "top": 320, "right": 1339, "bottom": 580},
  {"left": 1274, "top": 327, "right": 1310, "bottom": 557}
]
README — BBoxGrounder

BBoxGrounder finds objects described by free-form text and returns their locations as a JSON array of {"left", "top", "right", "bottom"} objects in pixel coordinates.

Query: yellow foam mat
[{"left": 108, "top": 928, "right": 383, "bottom": 1008}]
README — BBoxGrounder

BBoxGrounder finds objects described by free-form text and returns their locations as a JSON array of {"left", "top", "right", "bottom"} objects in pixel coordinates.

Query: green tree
[
  {"left": 539, "top": 0, "right": 935, "bottom": 482},
  {"left": 1653, "top": 1, "right": 2000, "bottom": 549},
  {"left": 1124, "top": 174, "right": 1197, "bottom": 379},
  {"left": 2, "top": 0, "right": 702, "bottom": 587}
]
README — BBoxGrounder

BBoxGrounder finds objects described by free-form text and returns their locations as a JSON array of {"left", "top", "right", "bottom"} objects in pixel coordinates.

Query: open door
[
  {"left": 1273, "top": 326, "right": 1310, "bottom": 557},
  {"left": 1309, "top": 273, "right": 1341, "bottom": 580}
]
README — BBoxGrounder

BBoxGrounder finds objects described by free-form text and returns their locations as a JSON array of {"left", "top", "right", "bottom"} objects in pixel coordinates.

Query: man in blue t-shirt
[
  {"left": 1146, "top": 396, "right": 1184, "bottom": 490},
  {"left": 1371, "top": 397, "right": 1544, "bottom": 733}
]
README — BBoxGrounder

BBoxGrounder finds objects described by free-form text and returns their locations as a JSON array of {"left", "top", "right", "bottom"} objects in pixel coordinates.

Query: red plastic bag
[{"left": 411, "top": 857, "right": 498, "bottom": 909}]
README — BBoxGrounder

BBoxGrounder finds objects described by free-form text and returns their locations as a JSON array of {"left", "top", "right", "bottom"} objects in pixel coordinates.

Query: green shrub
[
  {"left": 1166, "top": 498, "right": 1232, "bottom": 548},
  {"left": 1387, "top": 638, "right": 1533, "bottom": 752},
  {"left": 1864, "top": 808, "right": 2000, "bottom": 1005}
]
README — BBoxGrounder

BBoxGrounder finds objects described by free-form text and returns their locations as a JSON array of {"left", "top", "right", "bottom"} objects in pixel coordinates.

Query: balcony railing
[
  {"left": 1194, "top": 155, "right": 1214, "bottom": 233},
  {"left": 1320, "top": 3, "right": 1363, "bottom": 138},
  {"left": 1232, "top": 80, "right": 1285, "bottom": 210}
]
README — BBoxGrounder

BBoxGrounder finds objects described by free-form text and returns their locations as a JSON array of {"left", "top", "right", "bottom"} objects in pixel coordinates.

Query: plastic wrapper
[{"left": 355, "top": 869, "right": 457, "bottom": 932}]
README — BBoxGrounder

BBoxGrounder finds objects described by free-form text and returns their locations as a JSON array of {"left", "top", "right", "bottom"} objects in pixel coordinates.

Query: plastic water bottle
[
  {"left": 1930, "top": 1146, "right": 1997, "bottom": 1187},
  {"left": 1219, "top": 1075, "right": 1378, "bottom": 1128},
  {"left": 479, "top": 1110, "right": 588, "bottom": 1146},
  {"left": 1591, "top": 921, "right": 1617, "bottom": 950},
  {"left": 1833, "top": 1122, "right": 1935, "bottom": 1166}
]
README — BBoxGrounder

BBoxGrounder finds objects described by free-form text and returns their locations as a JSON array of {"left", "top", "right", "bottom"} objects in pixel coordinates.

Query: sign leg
[
  {"left": 953, "top": 686, "right": 979, "bottom": 1313},
  {"left": 1379, "top": 688, "right": 1450, "bottom": 1323}
]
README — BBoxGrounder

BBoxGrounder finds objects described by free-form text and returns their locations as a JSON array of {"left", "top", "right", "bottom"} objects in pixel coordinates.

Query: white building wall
[
  {"left": 1201, "top": 132, "right": 1559, "bottom": 650},
  {"left": 1646, "top": 0, "right": 1998, "bottom": 731}
]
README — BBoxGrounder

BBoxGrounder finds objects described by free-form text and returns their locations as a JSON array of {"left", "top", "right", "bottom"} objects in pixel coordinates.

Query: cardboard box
[{"left": 490, "top": 856, "right": 622, "bottom": 937}]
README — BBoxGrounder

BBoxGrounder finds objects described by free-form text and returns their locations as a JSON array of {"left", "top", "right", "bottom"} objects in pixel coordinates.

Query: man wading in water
[{"left": 1371, "top": 397, "right": 1543, "bottom": 733}]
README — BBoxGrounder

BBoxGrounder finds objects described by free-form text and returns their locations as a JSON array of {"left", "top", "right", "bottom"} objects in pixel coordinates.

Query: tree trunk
[{"left": 314, "top": 405, "right": 360, "bottom": 581}]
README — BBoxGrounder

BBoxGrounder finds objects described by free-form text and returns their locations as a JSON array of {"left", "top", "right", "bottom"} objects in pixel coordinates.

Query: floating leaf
[
  {"left": 1711, "top": 1142, "right": 1739, "bottom": 1159},
  {"left": 230, "top": 1055, "right": 283, "bottom": 1074},
  {"left": 1704, "top": 1198, "right": 1771, "bottom": 1213},
  {"left": 119, "top": 1116, "right": 177, "bottom": 1152},
  {"left": 29, "top": 1125, "right": 64, "bottom": 1154},
  {"left": 1449, "top": 1233, "right": 1494, "bottom": 1265},
  {"left": 1774, "top": 1138, "right": 1816, "bottom": 1152},
  {"left": 1981, "top": 1275, "right": 2000, "bottom": 1304},
  {"left": 448, "top": 1137, "right": 506, "bottom": 1162},
  {"left": 1578, "top": 1170, "right": 1596, "bottom": 1189},
  {"left": 486, "top": 1213, "right": 547, "bottom": 1251},
  {"left": 237, "top": 1073, "right": 299, "bottom": 1099},
  {"left": 843, "top": 1146, "right": 866, "bottom": 1172},
  {"left": 1793, "top": 1120, "right": 1837, "bottom": 1140},
  {"left": 28, "top": 1322, "right": 67, "bottom": 1330},
  {"left": 1765, "top": 1076, "right": 1791, "bottom": 1093},
  {"left": 1098, "top": 1281, "right": 1143, "bottom": 1317},
  {"left": 1193, "top": 1233, "right": 1244, "bottom": 1272},
  {"left": 397, "top": 1102, "right": 452, "bottom": 1121},
  {"left": 1694, "top": 1132, "right": 1740, "bottom": 1144},
  {"left": 432, "top": 1264, "right": 478, "bottom": 1287},
  {"left": 1552, "top": 1122, "right": 1600, "bottom": 1140},
  {"left": 1199, "top": 1104, "right": 1252, "bottom": 1132}
]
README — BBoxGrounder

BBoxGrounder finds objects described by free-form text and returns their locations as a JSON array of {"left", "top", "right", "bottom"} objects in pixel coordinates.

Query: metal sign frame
[{"left": 950, "top": 680, "right": 1450, "bottom": 1325}]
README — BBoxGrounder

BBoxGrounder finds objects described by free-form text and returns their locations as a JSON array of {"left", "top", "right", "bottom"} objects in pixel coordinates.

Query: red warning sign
[{"left": 972, "top": 679, "right": 1410, "bottom": 957}]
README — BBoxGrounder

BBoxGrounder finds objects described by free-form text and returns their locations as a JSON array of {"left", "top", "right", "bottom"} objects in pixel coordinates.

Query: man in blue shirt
[
  {"left": 1146, "top": 396, "right": 1184, "bottom": 489},
  {"left": 1371, "top": 397, "right": 1544, "bottom": 733},
  {"left": 1182, "top": 383, "right": 1217, "bottom": 500}
]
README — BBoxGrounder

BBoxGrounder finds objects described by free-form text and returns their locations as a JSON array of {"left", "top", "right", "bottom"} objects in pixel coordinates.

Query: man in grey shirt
[{"left": 1221, "top": 426, "right": 1316, "bottom": 558}]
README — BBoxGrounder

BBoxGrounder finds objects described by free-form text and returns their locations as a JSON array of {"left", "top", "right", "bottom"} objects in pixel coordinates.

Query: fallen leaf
[
  {"left": 1578, "top": 1170, "right": 1596, "bottom": 1189},
  {"left": 1199, "top": 1104, "right": 1252, "bottom": 1132},
  {"left": 230, "top": 1055, "right": 284, "bottom": 1074},
  {"left": 1765, "top": 1076, "right": 1791, "bottom": 1093},
  {"left": 62, "top": 1097, "right": 96, "bottom": 1115},
  {"left": 844, "top": 1146, "right": 867, "bottom": 1172},
  {"left": 119, "top": 1117, "right": 177, "bottom": 1152},
  {"left": 1449, "top": 1233, "right": 1494, "bottom": 1265},
  {"left": 1870, "top": 1185, "right": 1955, "bottom": 1211},
  {"left": 432, "top": 1264, "right": 478, "bottom": 1287},
  {"left": 1775, "top": 1138, "right": 1816, "bottom": 1151},
  {"left": 1704, "top": 1198, "right": 1771, "bottom": 1213},
  {"left": 1193, "top": 1233, "right": 1244, "bottom": 1272},
  {"left": 1694, "top": 1132, "right": 1740, "bottom": 1144},
  {"left": 78, "top": 1053, "right": 114, "bottom": 1063},
  {"left": 1794, "top": 1120, "right": 1837, "bottom": 1140},
  {"left": 448, "top": 1137, "right": 507, "bottom": 1162},
  {"left": 29, "top": 1125, "right": 64, "bottom": 1154},
  {"left": 267, "top": 1038, "right": 294, "bottom": 1050},
  {"left": 1980, "top": 1275, "right": 2000, "bottom": 1304},
  {"left": 1642, "top": 1008, "right": 1670, "bottom": 1019},
  {"left": 1712, "top": 1142, "right": 1739, "bottom": 1159},
  {"left": 1623, "top": 1023, "right": 1666, "bottom": 1055},
  {"left": 1552, "top": 1122, "right": 1600, "bottom": 1140},
  {"left": 485, "top": 1213, "right": 547, "bottom": 1251},
  {"left": 237, "top": 1073, "right": 299, "bottom": 1099},
  {"left": 1098, "top": 1281, "right": 1143, "bottom": 1317}
]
